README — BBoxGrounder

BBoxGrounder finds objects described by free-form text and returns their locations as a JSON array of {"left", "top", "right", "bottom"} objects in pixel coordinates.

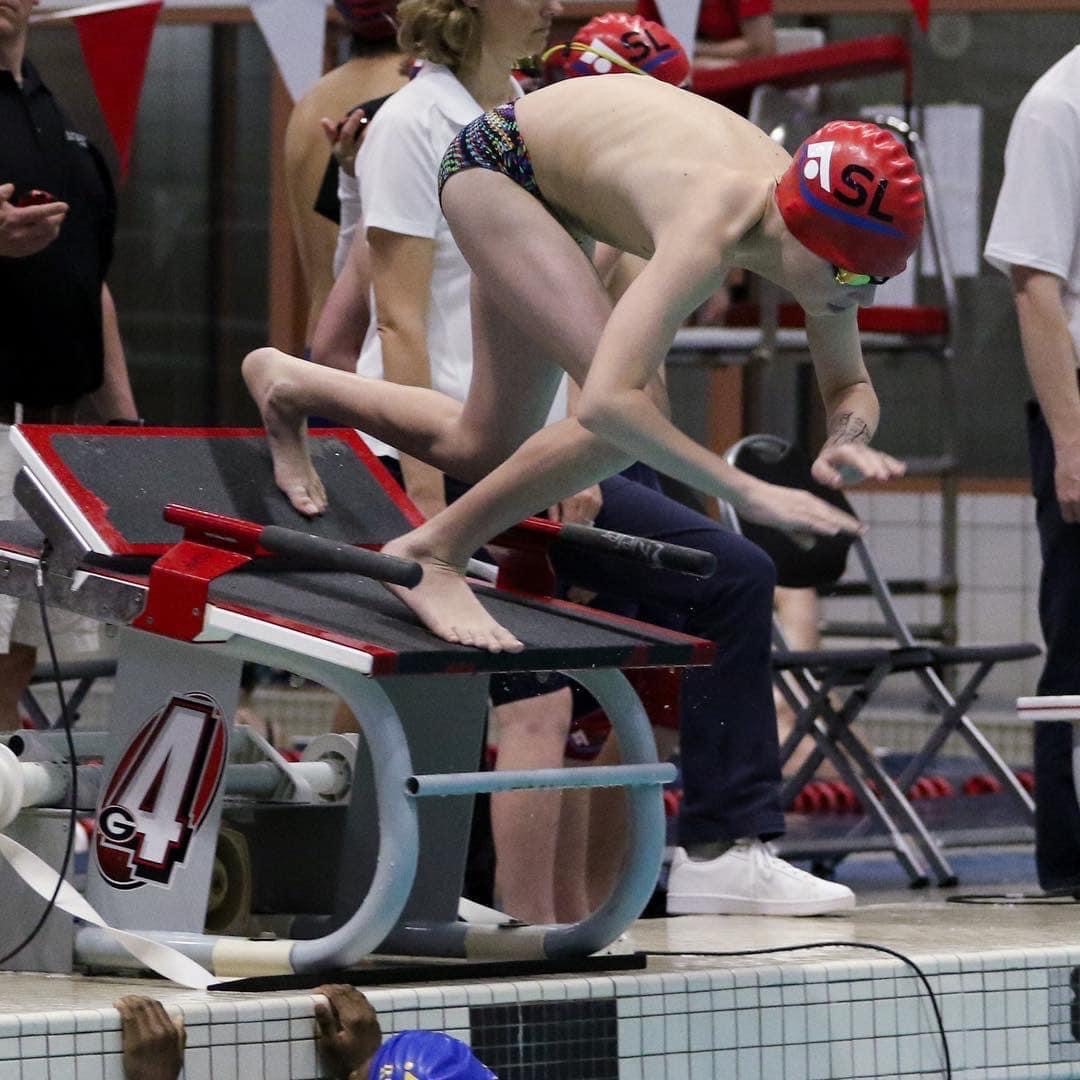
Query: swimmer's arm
[
  {"left": 592, "top": 242, "right": 623, "bottom": 287},
  {"left": 579, "top": 244, "right": 867, "bottom": 537},
  {"left": 577, "top": 240, "right": 756, "bottom": 501},
  {"left": 805, "top": 312, "right": 905, "bottom": 488},
  {"left": 368, "top": 226, "right": 447, "bottom": 516},
  {"left": 590, "top": 245, "right": 670, "bottom": 416},
  {"left": 594, "top": 245, "right": 648, "bottom": 303},
  {"left": 804, "top": 309, "right": 877, "bottom": 437}
]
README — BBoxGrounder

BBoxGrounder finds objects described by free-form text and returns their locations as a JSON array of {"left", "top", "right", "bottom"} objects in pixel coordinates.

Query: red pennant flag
[
  {"left": 74, "top": 2, "right": 163, "bottom": 179},
  {"left": 909, "top": 0, "right": 931, "bottom": 31}
]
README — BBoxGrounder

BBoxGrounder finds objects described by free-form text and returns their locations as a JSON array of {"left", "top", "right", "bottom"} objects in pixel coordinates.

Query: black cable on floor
[
  {"left": 0, "top": 552, "right": 79, "bottom": 965},
  {"left": 946, "top": 888, "right": 1080, "bottom": 905},
  {"left": 645, "top": 940, "right": 951, "bottom": 1079}
]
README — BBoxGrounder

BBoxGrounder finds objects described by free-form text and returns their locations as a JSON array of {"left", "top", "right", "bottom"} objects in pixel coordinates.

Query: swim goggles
[
  {"left": 833, "top": 266, "right": 889, "bottom": 287},
  {"left": 538, "top": 41, "right": 649, "bottom": 77}
]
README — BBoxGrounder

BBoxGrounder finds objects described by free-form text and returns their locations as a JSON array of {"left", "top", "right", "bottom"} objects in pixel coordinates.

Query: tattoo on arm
[{"left": 826, "top": 413, "right": 872, "bottom": 447}]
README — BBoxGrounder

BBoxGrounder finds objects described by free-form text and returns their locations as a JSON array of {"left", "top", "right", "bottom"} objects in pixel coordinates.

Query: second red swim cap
[
  {"left": 775, "top": 120, "right": 925, "bottom": 279},
  {"left": 545, "top": 12, "right": 691, "bottom": 87},
  {"left": 334, "top": 0, "right": 398, "bottom": 42}
]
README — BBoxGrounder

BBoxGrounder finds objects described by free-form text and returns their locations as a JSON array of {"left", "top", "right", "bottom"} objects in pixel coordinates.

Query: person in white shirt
[
  {"left": 313, "top": 0, "right": 581, "bottom": 926},
  {"left": 984, "top": 44, "right": 1080, "bottom": 894}
]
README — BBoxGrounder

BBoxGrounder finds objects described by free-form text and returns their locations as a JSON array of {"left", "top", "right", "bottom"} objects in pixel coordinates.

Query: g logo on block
[{"left": 94, "top": 693, "right": 228, "bottom": 890}]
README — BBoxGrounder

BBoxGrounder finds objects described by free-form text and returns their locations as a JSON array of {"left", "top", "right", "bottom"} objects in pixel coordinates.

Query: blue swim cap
[{"left": 368, "top": 1031, "right": 496, "bottom": 1079}]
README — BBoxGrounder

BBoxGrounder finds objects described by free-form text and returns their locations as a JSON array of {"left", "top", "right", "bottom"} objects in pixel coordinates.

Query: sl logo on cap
[
  {"left": 801, "top": 139, "right": 894, "bottom": 223},
  {"left": 803, "top": 140, "right": 836, "bottom": 191}
]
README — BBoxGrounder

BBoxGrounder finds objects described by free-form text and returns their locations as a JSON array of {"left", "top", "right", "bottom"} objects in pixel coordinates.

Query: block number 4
[{"left": 95, "top": 694, "right": 228, "bottom": 890}]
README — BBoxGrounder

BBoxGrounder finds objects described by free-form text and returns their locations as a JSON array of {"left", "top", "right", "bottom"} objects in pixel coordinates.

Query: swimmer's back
[{"left": 515, "top": 78, "right": 791, "bottom": 257}]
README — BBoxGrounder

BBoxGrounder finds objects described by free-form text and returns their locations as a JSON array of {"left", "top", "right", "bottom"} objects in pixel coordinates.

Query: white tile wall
[{"left": 4, "top": 942, "right": 1080, "bottom": 1079}]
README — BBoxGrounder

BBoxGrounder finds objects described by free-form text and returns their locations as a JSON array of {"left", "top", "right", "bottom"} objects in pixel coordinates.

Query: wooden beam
[
  {"left": 775, "top": 0, "right": 1080, "bottom": 11},
  {"left": 34, "top": 0, "right": 1080, "bottom": 26},
  {"left": 267, "top": 66, "right": 308, "bottom": 357}
]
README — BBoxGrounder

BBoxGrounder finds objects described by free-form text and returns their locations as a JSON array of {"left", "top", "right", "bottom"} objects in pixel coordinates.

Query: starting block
[{"left": 0, "top": 426, "right": 714, "bottom": 984}]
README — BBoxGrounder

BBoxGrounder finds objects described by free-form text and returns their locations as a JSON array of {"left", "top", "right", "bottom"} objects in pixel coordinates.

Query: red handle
[{"left": 164, "top": 505, "right": 265, "bottom": 553}]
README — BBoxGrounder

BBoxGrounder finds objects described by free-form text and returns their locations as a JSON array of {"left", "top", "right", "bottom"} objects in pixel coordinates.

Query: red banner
[{"left": 74, "top": 1, "right": 163, "bottom": 179}]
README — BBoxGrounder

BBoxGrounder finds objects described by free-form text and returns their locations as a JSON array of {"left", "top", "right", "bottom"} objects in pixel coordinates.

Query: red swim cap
[
  {"left": 544, "top": 12, "right": 690, "bottom": 87},
  {"left": 775, "top": 120, "right": 925, "bottom": 278},
  {"left": 334, "top": 0, "right": 397, "bottom": 43}
]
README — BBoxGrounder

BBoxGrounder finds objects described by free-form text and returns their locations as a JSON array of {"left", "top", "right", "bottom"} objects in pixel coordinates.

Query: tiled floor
[{"left": 0, "top": 852, "right": 1077, "bottom": 1079}]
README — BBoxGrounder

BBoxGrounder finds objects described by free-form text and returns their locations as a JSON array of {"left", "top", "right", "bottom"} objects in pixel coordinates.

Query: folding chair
[
  {"left": 723, "top": 434, "right": 1040, "bottom": 886},
  {"left": 21, "top": 656, "right": 117, "bottom": 730}
]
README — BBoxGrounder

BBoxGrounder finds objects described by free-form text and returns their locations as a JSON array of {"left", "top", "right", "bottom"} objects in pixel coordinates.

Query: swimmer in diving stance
[{"left": 245, "top": 75, "right": 923, "bottom": 652}]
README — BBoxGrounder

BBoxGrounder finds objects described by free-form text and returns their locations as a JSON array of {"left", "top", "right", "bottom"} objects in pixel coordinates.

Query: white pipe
[{"left": 19, "top": 762, "right": 67, "bottom": 808}]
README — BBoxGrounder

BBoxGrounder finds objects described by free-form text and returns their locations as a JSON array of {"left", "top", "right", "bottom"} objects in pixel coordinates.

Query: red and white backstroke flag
[
  {"left": 73, "top": 0, "right": 163, "bottom": 179},
  {"left": 654, "top": 0, "right": 702, "bottom": 65},
  {"left": 250, "top": 0, "right": 327, "bottom": 103}
]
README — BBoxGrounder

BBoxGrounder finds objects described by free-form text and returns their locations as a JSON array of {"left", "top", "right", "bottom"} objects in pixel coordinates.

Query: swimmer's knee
[
  {"left": 435, "top": 428, "right": 513, "bottom": 484},
  {"left": 575, "top": 393, "right": 623, "bottom": 445}
]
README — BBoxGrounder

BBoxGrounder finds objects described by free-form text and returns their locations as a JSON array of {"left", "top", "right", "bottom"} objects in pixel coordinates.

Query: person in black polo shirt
[{"left": 0, "top": 0, "right": 138, "bottom": 729}]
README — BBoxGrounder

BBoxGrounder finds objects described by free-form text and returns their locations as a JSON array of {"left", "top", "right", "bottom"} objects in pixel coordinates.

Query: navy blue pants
[
  {"left": 1026, "top": 401, "right": 1080, "bottom": 892},
  {"left": 382, "top": 458, "right": 785, "bottom": 848},
  {"left": 552, "top": 465, "right": 785, "bottom": 847}
]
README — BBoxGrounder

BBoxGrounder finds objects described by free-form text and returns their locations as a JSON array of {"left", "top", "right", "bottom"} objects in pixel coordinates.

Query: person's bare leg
[
  {"left": 773, "top": 586, "right": 839, "bottom": 779},
  {"left": 331, "top": 699, "right": 358, "bottom": 733},
  {"left": 490, "top": 688, "right": 572, "bottom": 924},
  {"left": 584, "top": 727, "right": 679, "bottom": 909},
  {"left": 580, "top": 734, "right": 627, "bottom": 910},
  {"left": 0, "top": 643, "right": 36, "bottom": 730},
  {"left": 380, "top": 174, "right": 634, "bottom": 647},
  {"left": 242, "top": 350, "right": 466, "bottom": 517},
  {"left": 554, "top": 774, "right": 592, "bottom": 924}
]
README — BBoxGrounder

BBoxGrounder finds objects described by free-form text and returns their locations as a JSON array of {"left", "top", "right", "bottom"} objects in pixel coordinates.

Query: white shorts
[{"left": 0, "top": 427, "right": 100, "bottom": 656}]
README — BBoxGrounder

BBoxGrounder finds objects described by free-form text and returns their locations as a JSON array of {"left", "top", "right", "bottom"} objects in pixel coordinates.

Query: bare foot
[
  {"left": 242, "top": 347, "right": 328, "bottom": 516},
  {"left": 382, "top": 535, "right": 524, "bottom": 653}
]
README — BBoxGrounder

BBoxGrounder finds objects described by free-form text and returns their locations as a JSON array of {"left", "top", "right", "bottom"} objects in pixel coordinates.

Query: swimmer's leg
[
  {"left": 243, "top": 344, "right": 550, "bottom": 651},
  {"left": 378, "top": 172, "right": 636, "bottom": 648},
  {"left": 243, "top": 349, "right": 466, "bottom": 515}
]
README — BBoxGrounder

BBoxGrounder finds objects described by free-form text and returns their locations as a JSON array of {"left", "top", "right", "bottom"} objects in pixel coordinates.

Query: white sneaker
[{"left": 666, "top": 839, "right": 856, "bottom": 916}]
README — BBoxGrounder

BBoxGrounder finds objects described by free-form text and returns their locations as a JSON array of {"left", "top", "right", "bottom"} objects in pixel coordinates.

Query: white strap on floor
[
  {"left": 0, "top": 832, "right": 225, "bottom": 989},
  {"left": 457, "top": 896, "right": 519, "bottom": 927}
]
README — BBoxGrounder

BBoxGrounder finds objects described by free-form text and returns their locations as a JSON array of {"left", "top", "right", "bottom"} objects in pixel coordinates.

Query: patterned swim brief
[{"left": 438, "top": 101, "right": 543, "bottom": 201}]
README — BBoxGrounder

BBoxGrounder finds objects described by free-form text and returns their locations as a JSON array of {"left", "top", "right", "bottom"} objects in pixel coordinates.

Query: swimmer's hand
[
  {"left": 733, "top": 478, "right": 865, "bottom": 540},
  {"left": 812, "top": 443, "right": 906, "bottom": 489},
  {"left": 320, "top": 106, "right": 370, "bottom": 178},
  {"left": 314, "top": 984, "right": 382, "bottom": 1080},
  {"left": 116, "top": 996, "right": 186, "bottom": 1080}
]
